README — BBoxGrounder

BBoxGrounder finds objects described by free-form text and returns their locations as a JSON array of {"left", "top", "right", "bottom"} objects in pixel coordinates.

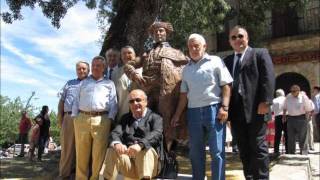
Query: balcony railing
[{"left": 262, "top": 1, "right": 320, "bottom": 39}]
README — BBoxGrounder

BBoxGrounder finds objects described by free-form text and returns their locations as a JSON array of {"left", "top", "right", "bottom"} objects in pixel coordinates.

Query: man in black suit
[
  {"left": 102, "top": 89, "right": 163, "bottom": 180},
  {"left": 224, "top": 25, "right": 275, "bottom": 180}
]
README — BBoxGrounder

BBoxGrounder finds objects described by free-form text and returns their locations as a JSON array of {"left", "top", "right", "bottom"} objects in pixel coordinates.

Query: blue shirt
[
  {"left": 59, "top": 79, "right": 82, "bottom": 112},
  {"left": 72, "top": 75, "right": 118, "bottom": 120},
  {"left": 313, "top": 93, "right": 320, "bottom": 114},
  {"left": 181, "top": 54, "right": 233, "bottom": 108}
]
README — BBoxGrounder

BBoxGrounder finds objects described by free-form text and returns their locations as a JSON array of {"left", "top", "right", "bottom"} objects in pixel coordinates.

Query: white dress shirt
[{"left": 72, "top": 75, "right": 118, "bottom": 120}]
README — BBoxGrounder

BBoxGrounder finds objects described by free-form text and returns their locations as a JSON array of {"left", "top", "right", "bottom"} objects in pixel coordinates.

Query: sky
[{"left": 1, "top": 2, "right": 102, "bottom": 113}]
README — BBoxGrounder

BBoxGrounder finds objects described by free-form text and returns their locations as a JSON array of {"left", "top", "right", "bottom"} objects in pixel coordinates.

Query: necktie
[
  {"left": 109, "top": 68, "right": 113, "bottom": 80},
  {"left": 233, "top": 53, "right": 242, "bottom": 90}
]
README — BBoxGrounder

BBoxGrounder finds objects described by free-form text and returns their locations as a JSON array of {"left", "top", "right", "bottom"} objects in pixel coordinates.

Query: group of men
[
  {"left": 57, "top": 21, "right": 275, "bottom": 180},
  {"left": 272, "top": 85, "right": 320, "bottom": 156}
]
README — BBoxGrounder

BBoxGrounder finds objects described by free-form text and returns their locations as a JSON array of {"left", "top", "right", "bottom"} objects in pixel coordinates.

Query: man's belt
[
  {"left": 64, "top": 111, "right": 72, "bottom": 115},
  {"left": 79, "top": 110, "right": 108, "bottom": 116}
]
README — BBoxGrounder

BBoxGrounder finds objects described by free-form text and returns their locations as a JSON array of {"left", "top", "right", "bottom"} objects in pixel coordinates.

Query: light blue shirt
[
  {"left": 59, "top": 79, "right": 82, "bottom": 112},
  {"left": 72, "top": 75, "right": 118, "bottom": 120},
  {"left": 181, "top": 54, "right": 233, "bottom": 108}
]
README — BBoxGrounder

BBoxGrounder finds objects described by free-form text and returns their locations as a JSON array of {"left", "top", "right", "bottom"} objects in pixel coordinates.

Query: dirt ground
[{"left": 0, "top": 148, "right": 247, "bottom": 180}]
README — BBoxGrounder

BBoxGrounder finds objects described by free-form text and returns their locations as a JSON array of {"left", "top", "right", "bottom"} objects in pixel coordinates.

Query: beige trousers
[
  {"left": 74, "top": 113, "right": 111, "bottom": 180},
  {"left": 103, "top": 147, "right": 159, "bottom": 180},
  {"left": 59, "top": 114, "right": 76, "bottom": 177}
]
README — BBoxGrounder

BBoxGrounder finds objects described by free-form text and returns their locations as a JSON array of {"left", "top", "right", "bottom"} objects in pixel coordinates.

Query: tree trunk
[{"left": 99, "top": 0, "right": 163, "bottom": 56}]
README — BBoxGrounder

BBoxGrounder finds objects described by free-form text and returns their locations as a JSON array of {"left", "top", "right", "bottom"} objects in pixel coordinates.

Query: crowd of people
[
  {"left": 271, "top": 85, "right": 320, "bottom": 157},
  {"left": 17, "top": 105, "right": 51, "bottom": 161},
  {"left": 16, "top": 21, "right": 320, "bottom": 180}
]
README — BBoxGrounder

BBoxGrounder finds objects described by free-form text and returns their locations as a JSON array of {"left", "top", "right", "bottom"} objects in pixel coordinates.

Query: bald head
[{"left": 128, "top": 89, "right": 148, "bottom": 118}]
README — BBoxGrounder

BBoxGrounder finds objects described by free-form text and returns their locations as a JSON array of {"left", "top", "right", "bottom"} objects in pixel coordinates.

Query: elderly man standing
[
  {"left": 103, "top": 89, "right": 163, "bottom": 180},
  {"left": 171, "top": 33, "right": 233, "bottom": 180},
  {"left": 283, "top": 85, "right": 312, "bottom": 155},
  {"left": 272, "top": 89, "right": 288, "bottom": 156},
  {"left": 224, "top": 25, "right": 275, "bottom": 180},
  {"left": 72, "top": 56, "right": 117, "bottom": 180},
  {"left": 312, "top": 86, "right": 320, "bottom": 141},
  {"left": 105, "top": 48, "right": 120, "bottom": 80},
  {"left": 112, "top": 46, "right": 141, "bottom": 123},
  {"left": 124, "top": 21, "right": 189, "bottom": 150},
  {"left": 57, "top": 61, "right": 89, "bottom": 179}
]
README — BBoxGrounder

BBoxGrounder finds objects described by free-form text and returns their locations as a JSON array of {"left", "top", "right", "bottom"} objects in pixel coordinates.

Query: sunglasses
[
  {"left": 231, "top": 34, "right": 244, "bottom": 41},
  {"left": 129, "top": 98, "right": 144, "bottom": 104}
]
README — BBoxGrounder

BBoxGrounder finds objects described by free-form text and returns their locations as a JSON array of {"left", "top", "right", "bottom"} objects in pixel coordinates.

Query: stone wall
[{"left": 274, "top": 61, "right": 320, "bottom": 89}]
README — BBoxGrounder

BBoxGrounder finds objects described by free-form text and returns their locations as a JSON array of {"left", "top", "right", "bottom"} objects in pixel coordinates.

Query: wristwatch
[{"left": 221, "top": 105, "right": 229, "bottom": 111}]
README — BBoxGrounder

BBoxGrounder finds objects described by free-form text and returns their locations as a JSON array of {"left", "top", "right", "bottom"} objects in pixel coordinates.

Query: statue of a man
[{"left": 124, "top": 21, "right": 189, "bottom": 150}]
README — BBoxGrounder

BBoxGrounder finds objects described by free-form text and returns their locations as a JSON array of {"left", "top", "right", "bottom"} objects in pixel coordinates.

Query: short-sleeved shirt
[
  {"left": 284, "top": 93, "right": 312, "bottom": 116},
  {"left": 272, "top": 96, "right": 286, "bottom": 116},
  {"left": 181, "top": 54, "right": 233, "bottom": 108},
  {"left": 59, "top": 79, "right": 82, "bottom": 112}
]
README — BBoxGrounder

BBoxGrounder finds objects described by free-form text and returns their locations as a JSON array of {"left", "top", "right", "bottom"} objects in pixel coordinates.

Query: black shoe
[
  {"left": 17, "top": 154, "right": 24, "bottom": 157},
  {"left": 232, "top": 148, "right": 239, "bottom": 153}
]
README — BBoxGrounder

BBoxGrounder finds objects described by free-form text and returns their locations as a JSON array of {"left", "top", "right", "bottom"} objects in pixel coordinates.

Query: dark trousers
[
  {"left": 231, "top": 101, "right": 269, "bottom": 180},
  {"left": 231, "top": 126, "right": 238, "bottom": 151},
  {"left": 316, "top": 114, "right": 320, "bottom": 141},
  {"left": 287, "top": 115, "right": 308, "bottom": 155},
  {"left": 19, "top": 133, "right": 28, "bottom": 155},
  {"left": 38, "top": 136, "right": 48, "bottom": 160},
  {"left": 273, "top": 115, "right": 288, "bottom": 154}
]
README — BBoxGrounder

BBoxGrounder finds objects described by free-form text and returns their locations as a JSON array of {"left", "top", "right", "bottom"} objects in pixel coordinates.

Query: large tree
[{"left": 2, "top": 0, "right": 309, "bottom": 54}]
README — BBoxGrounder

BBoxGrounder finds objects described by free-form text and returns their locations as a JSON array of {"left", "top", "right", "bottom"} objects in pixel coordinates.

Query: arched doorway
[{"left": 275, "top": 72, "right": 311, "bottom": 97}]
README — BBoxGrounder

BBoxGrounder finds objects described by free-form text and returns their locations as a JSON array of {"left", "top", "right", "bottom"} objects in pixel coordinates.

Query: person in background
[
  {"left": 57, "top": 61, "right": 90, "bottom": 179},
  {"left": 307, "top": 98, "right": 315, "bottom": 151},
  {"left": 105, "top": 48, "right": 120, "bottom": 80},
  {"left": 35, "top": 105, "right": 50, "bottom": 161},
  {"left": 283, "top": 85, "right": 313, "bottom": 155},
  {"left": 28, "top": 118, "right": 42, "bottom": 161},
  {"left": 18, "top": 110, "right": 31, "bottom": 157},
  {"left": 312, "top": 86, "right": 320, "bottom": 141},
  {"left": 272, "top": 89, "right": 288, "bottom": 156}
]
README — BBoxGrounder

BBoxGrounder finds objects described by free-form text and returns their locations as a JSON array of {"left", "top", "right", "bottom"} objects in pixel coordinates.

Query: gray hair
[
  {"left": 121, "top": 45, "right": 136, "bottom": 55},
  {"left": 275, "top": 89, "right": 285, "bottom": 97},
  {"left": 188, "top": 33, "right": 206, "bottom": 45},
  {"left": 76, "top": 60, "right": 90, "bottom": 72},
  {"left": 92, "top": 56, "right": 106, "bottom": 66},
  {"left": 120, "top": 45, "right": 136, "bottom": 58},
  {"left": 105, "top": 48, "right": 120, "bottom": 58},
  {"left": 130, "top": 89, "right": 148, "bottom": 100}
]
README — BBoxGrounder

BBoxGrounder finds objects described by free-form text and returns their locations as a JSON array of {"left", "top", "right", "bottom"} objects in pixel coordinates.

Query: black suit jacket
[
  {"left": 109, "top": 108, "right": 163, "bottom": 153},
  {"left": 224, "top": 47, "right": 275, "bottom": 123}
]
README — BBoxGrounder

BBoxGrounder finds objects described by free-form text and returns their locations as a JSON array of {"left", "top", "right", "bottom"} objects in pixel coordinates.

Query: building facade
[{"left": 211, "top": 0, "right": 320, "bottom": 97}]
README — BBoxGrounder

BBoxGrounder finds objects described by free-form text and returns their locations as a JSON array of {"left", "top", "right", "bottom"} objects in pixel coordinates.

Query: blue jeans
[{"left": 187, "top": 104, "right": 226, "bottom": 180}]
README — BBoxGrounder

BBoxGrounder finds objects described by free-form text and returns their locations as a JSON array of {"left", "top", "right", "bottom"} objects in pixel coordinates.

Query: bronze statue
[{"left": 124, "top": 21, "right": 189, "bottom": 150}]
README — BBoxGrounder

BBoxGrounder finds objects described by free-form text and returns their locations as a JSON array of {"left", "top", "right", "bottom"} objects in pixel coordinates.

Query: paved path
[{"left": 1, "top": 143, "right": 319, "bottom": 179}]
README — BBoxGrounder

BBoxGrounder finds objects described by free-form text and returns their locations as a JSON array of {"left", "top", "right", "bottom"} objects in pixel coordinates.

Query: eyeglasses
[
  {"left": 129, "top": 98, "right": 143, "bottom": 104},
  {"left": 231, "top": 34, "right": 244, "bottom": 41}
]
